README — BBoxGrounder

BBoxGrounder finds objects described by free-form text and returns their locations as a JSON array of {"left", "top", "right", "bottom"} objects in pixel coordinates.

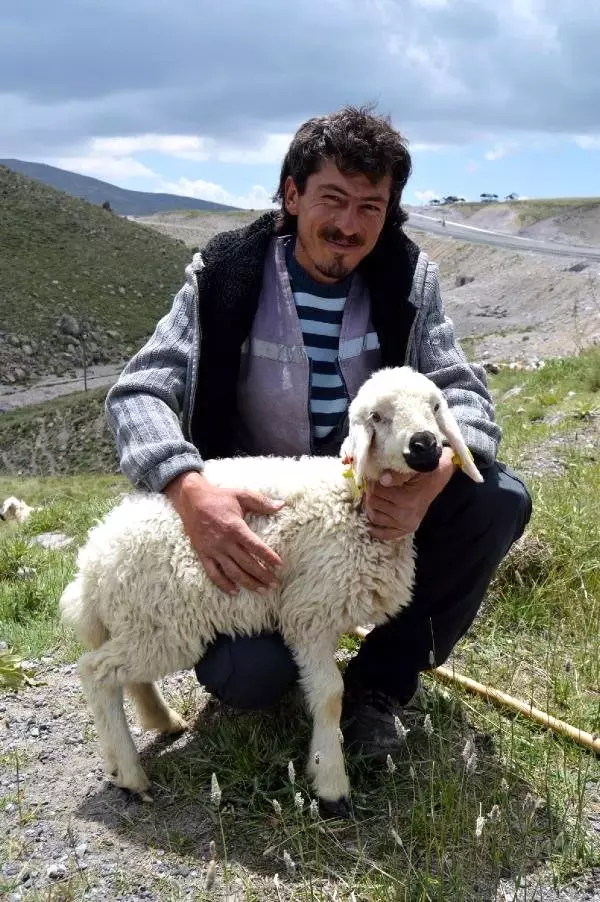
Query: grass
[
  {"left": 1, "top": 349, "right": 599, "bottom": 899},
  {"left": 0, "top": 165, "right": 190, "bottom": 379}
]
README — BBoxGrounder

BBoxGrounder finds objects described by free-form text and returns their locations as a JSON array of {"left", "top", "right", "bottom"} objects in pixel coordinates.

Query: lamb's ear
[
  {"left": 434, "top": 398, "right": 484, "bottom": 483},
  {"left": 341, "top": 420, "right": 374, "bottom": 485}
]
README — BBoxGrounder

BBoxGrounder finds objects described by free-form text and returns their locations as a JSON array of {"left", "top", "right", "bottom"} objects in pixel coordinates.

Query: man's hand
[
  {"left": 365, "top": 447, "right": 457, "bottom": 541},
  {"left": 164, "top": 471, "right": 284, "bottom": 595}
]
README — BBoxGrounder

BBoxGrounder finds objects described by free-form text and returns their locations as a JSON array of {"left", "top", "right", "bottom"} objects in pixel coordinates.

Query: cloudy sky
[{"left": 2, "top": 0, "right": 599, "bottom": 208}]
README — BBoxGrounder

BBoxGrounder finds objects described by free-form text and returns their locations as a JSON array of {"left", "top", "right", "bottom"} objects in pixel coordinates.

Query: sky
[{"left": 1, "top": 0, "right": 600, "bottom": 209}]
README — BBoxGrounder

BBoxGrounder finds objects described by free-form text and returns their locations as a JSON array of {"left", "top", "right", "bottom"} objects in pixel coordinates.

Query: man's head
[{"left": 274, "top": 105, "right": 412, "bottom": 283}]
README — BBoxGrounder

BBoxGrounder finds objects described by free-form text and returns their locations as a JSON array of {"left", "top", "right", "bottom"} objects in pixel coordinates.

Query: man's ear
[{"left": 284, "top": 176, "right": 300, "bottom": 215}]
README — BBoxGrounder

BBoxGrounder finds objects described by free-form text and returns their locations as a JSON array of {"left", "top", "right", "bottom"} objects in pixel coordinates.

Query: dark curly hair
[{"left": 274, "top": 105, "right": 412, "bottom": 233}]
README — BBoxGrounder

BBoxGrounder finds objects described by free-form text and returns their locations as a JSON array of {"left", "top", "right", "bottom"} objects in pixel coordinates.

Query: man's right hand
[{"left": 164, "top": 471, "right": 284, "bottom": 595}]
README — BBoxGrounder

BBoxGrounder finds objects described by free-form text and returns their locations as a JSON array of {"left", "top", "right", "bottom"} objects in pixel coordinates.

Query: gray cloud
[{"left": 1, "top": 0, "right": 599, "bottom": 158}]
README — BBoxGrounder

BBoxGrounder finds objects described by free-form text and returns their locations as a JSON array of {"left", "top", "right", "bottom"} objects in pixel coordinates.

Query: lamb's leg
[
  {"left": 294, "top": 642, "right": 350, "bottom": 817},
  {"left": 78, "top": 641, "right": 154, "bottom": 800},
  {"left": 126, "top": 682, "right": 188, "bottom": 734}
]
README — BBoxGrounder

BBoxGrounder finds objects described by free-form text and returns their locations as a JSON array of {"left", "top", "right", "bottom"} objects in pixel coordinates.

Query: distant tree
[
  {"left": 102, "top": 200, "right": 112, "bottom": 212},
  {"left": 480, "top": 193, "right": 499, "bottom": 203},
  {"left": 442, "top": 195, "right": 460, "bottom": 204},
  {"left": 505, "top": 192, "right": 519, "bottom": 201},
  {"left": 428, "top": 198, "right": 441, "bottom": 206}
]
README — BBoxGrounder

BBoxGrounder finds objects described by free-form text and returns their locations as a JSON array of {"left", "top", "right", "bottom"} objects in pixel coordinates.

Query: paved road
[{"left": 408, "top": 212, "right": 600, "bottom": 261}]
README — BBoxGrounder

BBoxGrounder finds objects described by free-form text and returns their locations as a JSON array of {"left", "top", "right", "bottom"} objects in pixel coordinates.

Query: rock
[
  {"left": 565, "top": 261, "right": 588, "bottom": 273},
  {"left": 46, "top": 863, "right": 67, "bottom": 879},
  {"left": 56, "top": 314, "right": 81, "bottom": 338},
  {"left": 455, "top": 274, "right": 475, "bottom": 287},
  {"left": 29, "top": 533, "right": 74, "bottom": 550},
  {"left": 483, "top": 362, "right": 500, "bottom": 374}
]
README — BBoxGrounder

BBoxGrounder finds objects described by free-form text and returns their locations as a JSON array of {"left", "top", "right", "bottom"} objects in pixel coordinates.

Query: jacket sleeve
[
  {"left": 105, "top": 280, "right": 204, "bottom": 492},
  {"left": 415, "top": 260, "right": 501, "bottom": 466}
]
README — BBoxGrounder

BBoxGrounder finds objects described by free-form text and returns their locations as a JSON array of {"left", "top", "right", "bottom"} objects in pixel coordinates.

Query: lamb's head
[
  {"left": 0, "top": 497, "right": 27, "bottom": 522},
  {"left": 341, "top": 367, "right": 484, "bottom": 485}
]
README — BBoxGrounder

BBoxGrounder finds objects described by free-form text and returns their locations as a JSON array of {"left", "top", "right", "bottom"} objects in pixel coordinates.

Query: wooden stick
[{"left": 353, "top": 626, "right": 600, "bottom": 755}]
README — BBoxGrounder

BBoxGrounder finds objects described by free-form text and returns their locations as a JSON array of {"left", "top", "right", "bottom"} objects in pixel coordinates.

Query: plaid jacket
[{"left": 105, "top": 248, "right": 501, "bottom": 492}]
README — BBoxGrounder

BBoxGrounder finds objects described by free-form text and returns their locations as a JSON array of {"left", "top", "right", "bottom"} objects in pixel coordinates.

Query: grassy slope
[
  {"left": 0, "top": 166, "right": 190, "bottom": 377},
  {"left": 1, "top": 349, "right": 599, "bottom": 899},
  {"left": 438, "top": 197, "right": 600, "bottom": 227}
]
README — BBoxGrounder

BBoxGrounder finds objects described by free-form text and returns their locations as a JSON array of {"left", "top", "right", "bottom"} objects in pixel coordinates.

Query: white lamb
[
  {"left": 0, "top": 497, "right": 39, "bottom": 523},
  {"left": 60, "top": 367, "right": 483, "bottom": 815}
]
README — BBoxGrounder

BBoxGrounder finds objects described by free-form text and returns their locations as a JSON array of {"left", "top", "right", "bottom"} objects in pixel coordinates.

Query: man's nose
[{"left": 335, "top": 205, "right": 360, "bottom": 236}]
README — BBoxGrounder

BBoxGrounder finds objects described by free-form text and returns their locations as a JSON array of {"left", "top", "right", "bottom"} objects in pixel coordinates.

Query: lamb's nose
[
  {"left": 409, "top": 431, "right": 438, "bottom": 457},
  {"left": 404, "top": 431, "right": 442, "bottom": 472}
]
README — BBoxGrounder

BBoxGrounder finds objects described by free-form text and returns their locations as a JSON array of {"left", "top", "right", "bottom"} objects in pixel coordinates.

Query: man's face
[{"left": 284, "top": 159, "right": 391, "bottom": 284}]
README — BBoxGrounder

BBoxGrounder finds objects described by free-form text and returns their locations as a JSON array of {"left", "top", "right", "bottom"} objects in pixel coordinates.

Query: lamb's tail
[{"left": 59, "top": 577, "right": 108, "bottom": 649}]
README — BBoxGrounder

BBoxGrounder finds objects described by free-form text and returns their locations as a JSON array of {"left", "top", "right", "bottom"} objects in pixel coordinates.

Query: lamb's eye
[
  {"left": 371, "top": 411, "right": 382, "bottom": 423},
  {"left": 433, "top": 403, "right": 440, "bottom": 412}
]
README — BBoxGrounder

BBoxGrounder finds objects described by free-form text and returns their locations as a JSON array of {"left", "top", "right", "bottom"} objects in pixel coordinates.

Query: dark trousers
[{"left": 194, "top": 462, "right": 532, "bottom": 708}]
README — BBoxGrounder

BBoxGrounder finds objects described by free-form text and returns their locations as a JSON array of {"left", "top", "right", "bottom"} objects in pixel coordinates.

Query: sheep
[
  {"left": 60, "top": 366, "right": 483, "bottom": 816},
  {"left": 0, "top": 497, "right": 38, "bottom": 524}
]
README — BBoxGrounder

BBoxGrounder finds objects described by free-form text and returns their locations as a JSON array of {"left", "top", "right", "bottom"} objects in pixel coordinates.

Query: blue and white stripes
[{"left": 285, "top": 242, "right": 350, "bottom": 444}]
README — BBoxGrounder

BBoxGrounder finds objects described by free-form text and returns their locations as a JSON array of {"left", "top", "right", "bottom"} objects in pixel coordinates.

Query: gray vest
[{"left": 234, "top": 238, "right": 382, "bottom": 456}]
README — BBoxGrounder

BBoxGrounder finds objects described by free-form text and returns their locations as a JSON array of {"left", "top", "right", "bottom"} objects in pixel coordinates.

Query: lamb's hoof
[
  {"left": 162, "top": 713, "right": 189, "bottom": 735},
  {"left": 318, "top": 796, "right": 352, "bottom": 820}
]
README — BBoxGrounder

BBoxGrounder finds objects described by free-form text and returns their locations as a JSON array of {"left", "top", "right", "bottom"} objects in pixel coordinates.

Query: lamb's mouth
[{"left": 403, "top": 448, "right": 443, "bottom": 473}]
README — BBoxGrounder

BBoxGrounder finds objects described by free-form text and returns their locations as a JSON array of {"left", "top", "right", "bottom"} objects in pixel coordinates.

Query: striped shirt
[{"left": 285, "top": 239, "right": 350, "bottom": 445}]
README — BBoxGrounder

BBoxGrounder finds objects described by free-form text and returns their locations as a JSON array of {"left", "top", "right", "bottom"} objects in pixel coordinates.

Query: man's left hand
[{"left": 365, "top": 446, "right": 457, "bottom": 541}]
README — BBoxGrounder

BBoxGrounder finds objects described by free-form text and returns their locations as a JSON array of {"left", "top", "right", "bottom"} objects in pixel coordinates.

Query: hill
[
  {"left": 409, "top": 197, "right": 600, "bottom": 246},
  {"left": 0, "top": 166, "right": 191, "bottom": 385},
  {"left": 0, "top": 158, "right": 236, "bottom": 216}
]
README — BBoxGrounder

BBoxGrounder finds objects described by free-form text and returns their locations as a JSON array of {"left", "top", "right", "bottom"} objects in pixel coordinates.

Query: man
[{"left": 105, "top": 106, "right": 531, "bottom": 754}]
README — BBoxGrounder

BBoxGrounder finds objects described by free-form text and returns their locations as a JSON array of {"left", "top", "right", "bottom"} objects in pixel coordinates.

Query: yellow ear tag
[
  {"left": 451, "top": 448, "right": 474, "bottom": 472},
  {"left": 343, "top": 465, "right": 367, "bottom": 501}
]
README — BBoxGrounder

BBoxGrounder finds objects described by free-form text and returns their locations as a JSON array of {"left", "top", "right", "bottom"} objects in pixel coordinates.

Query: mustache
[{"left": 318, "top": 227, "right": 364, "bottom": 247}]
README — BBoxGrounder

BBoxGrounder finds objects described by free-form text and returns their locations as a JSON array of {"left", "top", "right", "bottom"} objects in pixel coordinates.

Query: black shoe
[{"left": 341, "top": 685, "right": 406, "bottom": 759}]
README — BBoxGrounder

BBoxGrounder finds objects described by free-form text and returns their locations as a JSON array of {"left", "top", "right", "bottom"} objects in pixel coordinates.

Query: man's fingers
[
  {"left": 368, "top": 525, "right": 410, "bottom": 542},
  {"left": 217, "top": 555, "right": 268, "bottom": 594},
  {"left": 239, "top": 490, "right": 285, "bottom": 516},
  {"left": 230, "top": 545, "right": 278, "bottom": 588},
  {"left": 378, "top": 470, "right": 415, "bottom": 488},
  {"left": 365, "top": 493, "right": 398, "bottom": 517},
  {"left": 239, "top": 525, "right": 283, "bottom": 571},
  {"left": 202, "top": 557, "right": 238, "bottom": 594}
]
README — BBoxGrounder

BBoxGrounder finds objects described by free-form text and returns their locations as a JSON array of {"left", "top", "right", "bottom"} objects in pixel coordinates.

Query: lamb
[
  {"left": 0, "top": 496, "right": 39, "bottom": 523},
  {"left": 60, "top": 366, "right": 483, "bottom": 816}
]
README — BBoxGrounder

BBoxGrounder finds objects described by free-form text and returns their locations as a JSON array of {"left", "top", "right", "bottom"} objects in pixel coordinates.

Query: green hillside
[{"left": 0, "top": 166, "right": 192, "bottom": 384}]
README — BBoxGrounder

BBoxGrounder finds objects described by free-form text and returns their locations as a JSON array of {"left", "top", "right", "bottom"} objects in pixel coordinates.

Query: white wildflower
[
  {"left": 209, "top": 840, "right": 217, "bottom": 860},
  {"left": 309, "top": 798, "right": 319, "bottom": 820},
  {"left": 428, "top": 649, "right": 436, "bottom": 667},
  {"left": 522, "top": 793, "right": 542, "bottom": 817},
  {"left": 205, "top": 859, "right": 217, "bottom": 890},
  {"left": 390, "top": 827, "right": 403, "bottom": 848},
  {"left": 423, "top": 714, "right": 434, "bottom": 736},
  {"left": 500, "top": 777, "right": 509, "bottom": 792},
  {"left": 409, "top": 765, "right": 416, "bottom": 781},
  {"left": 488, "top": 804, "right": 501, "bottom": 823},
  {"left": 210, "top": 772, "right": 222, "bottom": 807},
  {"left": 271, "top": 799, "right": 282, "bottom": 817},
  {"left": 287, "top": 760, "right": 295, "bottom": 786},
  {"left": 462, "top": 739, "right": 475, "bottom": 763},
  {"left": 294, "top": 791, "right": 304, "bottom": 813},
  {"left": 314, "top": 751, "right": 320, "bottom": 766},
  {"left": 386, "top": 754, "right": 396, "bottom": 774},
  {"left": 283, "top": 849, "right": 296, "bottom": 878},
  {"left": 475, "top": 813, "right": 486, "bottom": 840},
  {"left": 465, "top": 752, "right": 478, "bottom": 776},
  {"left": 394, "top": 715, "right": 410, "bottom": 741}
]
